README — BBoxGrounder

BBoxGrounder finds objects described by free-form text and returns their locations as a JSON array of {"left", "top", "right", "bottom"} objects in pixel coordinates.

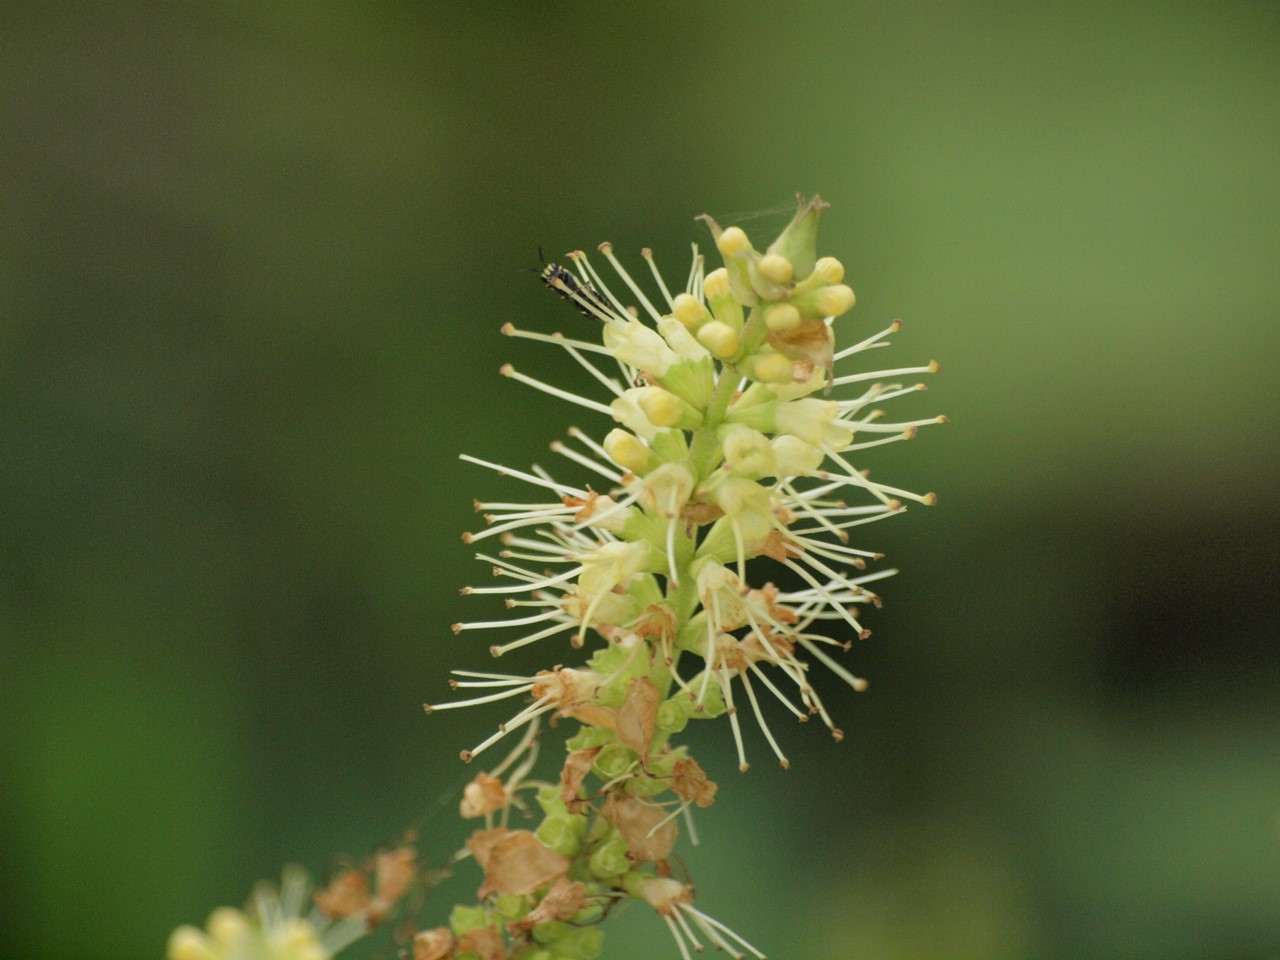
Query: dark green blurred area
[{"left": 3, "top": 2, "right": 1278, "bottom": 958}]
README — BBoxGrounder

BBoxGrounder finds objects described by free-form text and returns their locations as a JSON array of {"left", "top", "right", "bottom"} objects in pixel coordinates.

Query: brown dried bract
[
  {"left": 563, "top": 491, "right": 604, "bottom": 524},
  {"left": 603, "top": 791, "right": 677, "bottom": 863},
  {"left": 632, "top": 604, "right": 678, "bottom": 641},
  {"left": 509, "top": 876, "right": 590, "bottom": 933},
  {"left": 670, "top": 757, "right": 718, "bottom": 808},
  {"left": 751, "top": 583, "right": 800, "bottom": 625},
  {"left": 616, "top": 676, "right": 659, "bottom": 760},
  {"left": 680, "top": 501, "right": 725, "bottom": 528},
  {"left": 370, "top": 846, "right": 417, "bottom": 923},
  {"left": 560, "top": 746, "right": 602, "bottom": 814},
  {"left": 460, "top": 773, "right": 508, "bottom": 819},
  {"left": 757, "top": 530, "right": 801, "bottom": 562},
  {"left": 313, "top": 869, "right": 370, "bottom": 920},
  {"left": 467, "top": 827, "right": 570, "bottom": 897},
  {"left": 456, "top": 924, "right": 505, "bottom": 960},
  {"left": 412, "top": 927, "right": 455, "bottom": 960},
  {"left": 767, "top": 315, "right": 834, "bottom": 373}
]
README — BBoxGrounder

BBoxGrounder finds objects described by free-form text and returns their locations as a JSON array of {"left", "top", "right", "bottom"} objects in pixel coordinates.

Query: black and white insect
[{"left": 538, "top": 255, "right": 612, "bottom": 322}]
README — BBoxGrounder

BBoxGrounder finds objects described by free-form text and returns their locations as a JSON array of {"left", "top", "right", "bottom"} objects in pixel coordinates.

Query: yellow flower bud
[
  {"left": 671, "top": 292, "right": 708, "bottom": 327},
  {"left": 696, "top": 321, "right": 740, "bottom": 359},
  {"left": 702, "top": 267, "right": 731, "bottom": 300},
  {"left": 715, "top": 226, "right": 751, "bottom": 257},
  {"left": 814, "top": 256, "right": 844, "bottom": 283},
  {"left": 750, "top": 352, "right": 794, "bottom": 383},
  {"left": 764, "top": 302, "right": 801, "bottom": 332},
  {"left": 603, "top": 429, "right": 652, "bottom": 474},
  {"left": 207, "top": 909, "right": 249, "bottom": 945},
  {"left": 817, "top": 283, "right": 856, "bottom": 318},
  {"left": 637, "top": 387, "right": 682, "bottom": 428},
  {"left": 166, "top": 927, "right": 216, "bottom": 960},
  {"left": 757, "top": 253, "right": 793, "bottom": 285}
]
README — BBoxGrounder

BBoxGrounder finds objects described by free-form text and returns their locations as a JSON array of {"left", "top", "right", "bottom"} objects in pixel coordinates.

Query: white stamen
[
  {"left": 832, "top": 319, "right": 901, "bottom": 361},
  {"left": 460, "top": 453, "right": 587, "bottom": 498},
  {"left": 830, "top": 361, "right": 937, "bottom": 387},
  {"left": 550, "top": 440, "right": 624, "bottom": 482},
  {"left": 599, "top": 245, "right": 666, "bottom": 324},
  {"left": 502, "top": 365, "right": 616, "bottom": 416}
]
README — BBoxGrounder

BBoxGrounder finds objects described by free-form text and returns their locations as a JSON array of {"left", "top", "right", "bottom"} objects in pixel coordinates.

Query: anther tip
[
  {"left": 460, "top": 750, "right": 474, "bottom": 763},
  {"left": 927, "top": 359, "right": 941, "bottom": 373},
  {"left": 922, "top": 492, "right": 938, "bottom": 505},
  {"left": 831, "top": 728, "right": 845, "bottom": 742},
  {"left": 499, "top": 363, "right": 515, "bottom": 376},
  {"left": 500, "top": 322, "right": 516, "bottom": 336},
  {"left": 779, "top": 759, "right": 791, "bottom": 770},
  {"left": 460, "top": 532, "right": 474, "bottom": 543},
  {"left": 450, "top": 623, "right": 463, "bottom": 634},
  {"left": 597, "top": 241, "right": 613, "bottom": 253},
  {"left": 488, "top": 645, "right": 501, "bottom": 657},
  {"left": 738, "top": 763, "right": 750, "bottom": 773},
  {"left": 423, "top": 704, "right": 434, "bottom": 714}
]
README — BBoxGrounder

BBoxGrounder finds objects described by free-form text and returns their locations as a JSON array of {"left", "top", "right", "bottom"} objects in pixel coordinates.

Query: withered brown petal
[
  {"left": 412, "top": 927, "right": 455, "bottom": 960},
  {"left": 457, "top": 924, "right": 505, "bottom": 960},
  {"left": 468, "top": 827, "right": 570, "bottom": 896},
  {"left": 616, "top": 676, "right": 659, "bottom": 759},
  {"left": 767, "top": 316, "right": 834, "bottom": 372},
  {"left": 511, "top": 876, "right": 590, "bottom": 932},
  {"left": 560, "top": 746, "right": 602, "bottom": 811},
  {"left": 671, "top": 757, "right": 718, "bottom": 808},
  {"left": 460, "top": 773, "right": 508, "bottom": 819},
  {"left": 374, "top": 846, "right": 417, "bottom": 904},
  {"left": 603, "top": 791, "right": 677, "bottom": 862},
  {"left": 313, "top": 869, "right": 370, "bottom": 919}
]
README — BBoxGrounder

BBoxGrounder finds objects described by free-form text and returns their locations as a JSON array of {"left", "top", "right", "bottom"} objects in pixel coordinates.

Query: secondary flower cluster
[{"left": 423, "top": 195, "right": 943, "bottom": 959}]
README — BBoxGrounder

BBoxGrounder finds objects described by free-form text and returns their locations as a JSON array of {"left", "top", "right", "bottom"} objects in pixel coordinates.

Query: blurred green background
[{"left": 3, "top": 2, "right": 1278, "bottom": 958}]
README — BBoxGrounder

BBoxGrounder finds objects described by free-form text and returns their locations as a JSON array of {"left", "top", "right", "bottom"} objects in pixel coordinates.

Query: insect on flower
[{"left": 538, "top": 254, "right": 612, "bottom": 322}]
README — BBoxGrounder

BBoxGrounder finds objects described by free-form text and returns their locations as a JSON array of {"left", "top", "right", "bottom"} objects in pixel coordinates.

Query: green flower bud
[
  {"left": 592, "top": 741, "right": 637, "bottom": 781},
  {"left": 537, "top": 815, "right": 586, "bottom": 858},
  {"left": 532, "top": 921, "right": 570, "bottom": 945},
  {"left": 494, "top": 893, "right": 529, "bottom": 921},
  {"left": 630, "top": 772, "right": 669, "bottom": 798},
  {"left": 450, "top": 905, "right": 491, "bottom": 936},
  {"left": 549, "top": 926, "right": 605, "bottom": 960},
  {"left": 766, "top": 193, "right": 829, "bottom": 279},
  {"left": 565, "top": 725, "right": 614, "bottom": 753},
  {"left": 536, "top": 784, "right": 568, "bottom": 818},
  {"left": 656, "top": 698, "right": 690, "bottom": 733},
  {"left": 588, "top": 835, "right": 631, "bottom": 880}
]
